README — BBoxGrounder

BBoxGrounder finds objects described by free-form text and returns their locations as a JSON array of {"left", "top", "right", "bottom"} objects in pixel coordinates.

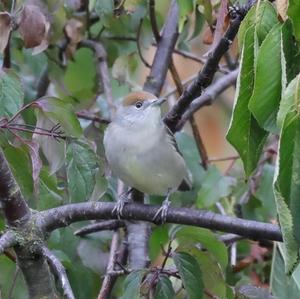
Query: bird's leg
[
  {"left": 152, "top": 190, "right": 172, "bottom": 224},
  {"left": 112, "top": 187, "right": 133, "bottom": 219}
]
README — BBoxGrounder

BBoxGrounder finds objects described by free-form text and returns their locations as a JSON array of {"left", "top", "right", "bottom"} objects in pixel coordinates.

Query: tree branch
[
  {"left": 176, "top": 68, "right": 239, "bottom": 130},
  {"left": 143, "top": 0, "right": 179, "bottom": 95},
  {"left": 42, "top": 246, "right": 75, "bottom": 299},
  {"left": 149, "top": 0, "right": 161, "bottom": 42},
  {"left": 79, "top": 40, "right": 116, "bottom": 116},
  {"left": 74, "top": 220, "right": 125, "bottom": 237},
  {"left": 36, "top": 66, "right": 50, "bottom": 98},
  {"left": 0, "top": 231, "right": 17, "bottom": 254},
  {"left": 164, "top": 7, "right": 248, "bottom": 132},
  {"left": 76, "top": 111, "right": 110, "bottom": 124},
  {"left": 97, "top": 231, "right": 119, "bottom": 299},
  {"left": 37, "top": 202, "right": 282, "bottom": 242},
  {"left": 168, "top": 59, "right": 209, "bottom": 169},
  {"left": 0, "top": 150, "right": 31, "bottom": 226}
]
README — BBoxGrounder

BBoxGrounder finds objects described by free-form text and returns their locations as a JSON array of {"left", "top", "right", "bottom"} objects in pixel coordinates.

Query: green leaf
[
  {"left": 2, "top": 143, "right": 33, "bottom": 199},
  {"left": 282, "top": 21, "right": 300, "bottom": 85},
  {"left": 0, "top": 69, "right": 24, "bottom": 117},
  {"left": 94, "top": 0, "right": 114, "bottom": 18},
  {"left": 154, "top": 275, "right": 175, "bottom": 299},
  {"left": 238, "top": 1, "right": 278, "bottom": 49},
  {"left": 248, "top": 23, "right": 283, "bottom": 132},
  {"left": 253, "top": 164, "right": 277, "bottom": 221},
  {"left": 277, "top": 74, "right": 300, "bottom": 129},
  {"left": 189, "top": 5, "right": 205, "bottom": 40},
  {"left": 172, "top": 226, "right": 228, "bottom": 271},
  {"left": 274, "top": 110, "right": 300, "bottom": 273},
  {"left": 63, "top": 48, "right": 97, "bottom": 109},
  {"left": 112, "top": 53, "right": 139, "bottom": 84},
  {"left": 177, "top": 0, "right": 194, "bottom": 32},
  {"left": 38, "top": 167, "right": 63, "bottom": 209},
  {"left": 227, "top": 26, "right": 267, "bottom": 176},
  {"left": 149, "top": 226, "right": 169, "bottom": 261},
  {"left": 89, "top": 168, "right": 108, "bottom": 201},
  {"left": 0, "top": 255, "right": 27, "bottom": 298},
  {"left": 66, "top": 140, "right": 99, "bottom": 202},
  {"left": 287, "top": 0, "right": 300, "bottom": 42},
  {"left": 50, "top": 249, "right": 72, "bottom": 269},
  {"left": 197, "top": 0, "right": 212, "bottom": 25},
  {"left": 173, "top": 252, "right": 203, "bottom": 299},
  {"left": 176, "top": 132, "right": 206, "bottom": 189},
  {"left": 123, "top": 270, "right": 145, "bottom": 299},
  {"left": 189, "top": 249, "right": 227, "bottom": 299},
  {"left": 271, "top": 245, "right": 300, "bottom": 299},
  {"left": 197, "top": 165, "right": 236, "bottom": 208},
  {"left": 33, "top": 110, "right": 66, "bottom": 174},
  {"left": 34, "top": 96, "right": 82, "bottom": 137}
]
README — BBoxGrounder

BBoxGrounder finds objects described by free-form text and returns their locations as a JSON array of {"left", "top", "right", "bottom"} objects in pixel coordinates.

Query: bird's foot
[
  {"left": 112, "top": 190, "right": 131, "bottom": 219},
  {"left": 153, "top": 198, "right": 170, "bottom": 224}
]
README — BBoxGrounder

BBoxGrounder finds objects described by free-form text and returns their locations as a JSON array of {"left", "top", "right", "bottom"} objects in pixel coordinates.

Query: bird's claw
[
  {"left": 112, "top": 192, "right": 130, "bottom": 219},
  {"left": 152, "top": 199, "right": 170, "bottom": 224},
  {"left": 112, "top": 201, "right": 126, "bottom": 219}
]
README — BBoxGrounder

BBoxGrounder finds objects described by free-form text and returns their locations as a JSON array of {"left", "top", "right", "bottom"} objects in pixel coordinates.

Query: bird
[{"left": 103, "top": 91, "right": 192, "bottom": 222}]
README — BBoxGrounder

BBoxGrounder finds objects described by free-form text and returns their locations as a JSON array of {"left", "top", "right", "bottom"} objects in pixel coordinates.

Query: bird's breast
[{"left": 104, "top": 123, "right": 187, "bottom": 195}]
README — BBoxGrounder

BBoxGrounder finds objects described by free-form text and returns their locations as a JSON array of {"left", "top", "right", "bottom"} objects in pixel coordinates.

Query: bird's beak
[{"left": 151, "top": 98, "right": 166, "bottom": 106}]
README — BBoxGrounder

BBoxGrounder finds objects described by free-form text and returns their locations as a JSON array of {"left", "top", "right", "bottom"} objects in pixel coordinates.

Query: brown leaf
[
  {"left": 0, "top": 12, "right": 11, "bottom": 53},
  {"left": 277, "top": 0, "right": 288, "bottom": 21},
  {"left": 203, "top": 26, "right": 214, "bottom": 45},
  {"left": 18, "top": 5, "right": 49, "bottom": 51},
  {"left": 64, "top": 18, "right": 83, "bottom": 44}
]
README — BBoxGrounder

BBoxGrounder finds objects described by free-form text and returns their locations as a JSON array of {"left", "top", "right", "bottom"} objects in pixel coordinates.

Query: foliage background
[{"left": 0, "top": 0, "right": 299, "bottom": 298}]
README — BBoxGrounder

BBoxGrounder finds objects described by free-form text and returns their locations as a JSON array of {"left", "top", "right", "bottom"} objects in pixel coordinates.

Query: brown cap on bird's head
[{"left": 122, "top": 91, "right": 158, "bottom": 107}]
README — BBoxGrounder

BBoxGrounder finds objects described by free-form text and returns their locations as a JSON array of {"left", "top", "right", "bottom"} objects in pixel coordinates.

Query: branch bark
[
  {"left": 97, "top": 231, "right": 119, "bottom": 299},
  {"left": 0, "top": 150, "right": 31, "bottom": 226},
  {"left": 163, "top": 8, "right": 247, "bottom": 132},
  {"left": 176, "top": 68, "right": 239, "bottom": 130},
  {"left": 74, "top": 220, "right": 125, "bottom": 236},
  {"left": 143, "top": 0, "right": 179, "bottom": 95},
  {"left": 42, "top": 246, "right": 75, "bottom": 299},
  {"left": 79, "top": 40, "right": 116, "bottom": 116},
  {"left": 0, "top": 231, "right": 17, "bottom": 254},
  {"left": 37, "top": 202, "right": 282, "bottom": 242}
]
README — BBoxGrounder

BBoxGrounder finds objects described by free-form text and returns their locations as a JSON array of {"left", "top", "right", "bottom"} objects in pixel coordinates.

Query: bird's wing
[{"left": 163, "top": 123, "right": 193, "bottom": 191}]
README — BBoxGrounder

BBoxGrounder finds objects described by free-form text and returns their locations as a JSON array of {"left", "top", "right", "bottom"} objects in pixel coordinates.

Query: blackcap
[{"left": 103, "top": 91, "right": 192, "bottom": 221}]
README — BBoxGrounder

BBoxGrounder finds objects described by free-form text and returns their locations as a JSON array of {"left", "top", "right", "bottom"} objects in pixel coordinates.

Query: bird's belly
[{"left": 105, "top": 131, "right": 186, "bottom": 195}]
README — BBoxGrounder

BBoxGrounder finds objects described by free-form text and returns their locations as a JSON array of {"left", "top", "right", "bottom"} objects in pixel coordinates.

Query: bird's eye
[{"left": 135, "top": 101, "right": 143, "bottom": 109}]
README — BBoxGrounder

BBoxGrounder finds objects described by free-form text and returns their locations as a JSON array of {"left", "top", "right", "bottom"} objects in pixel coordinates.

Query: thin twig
[
  {"left": 235, "top": 145, "right": 276, "bottom": 218},
  {"left": 79, "top": 40, "right": 116, "bottom": 116},
  {"left": 175, "top": 68, "right": 238, "bottom": 130},
  {"left": 42, "top": 246, "right": 75, "bottom": 299},
  {"left": 36, "top": 67, "right": 50, "bottom": 98},
  {"left": 208, "top": 155, "right": 240, "bottom": 162},
  {"left": 149, "top": 0, "right": 160, "bottom": 42},
  {"left": 76, "top": 112, "right": 110, "bottom": 124},
  {"left": 164, "top": 7, "right": 248, "bottom": 132},
  {"left": 143, "top": 0, "right": 179, "bottom": 95},
  {"left": 74, "top": 220, "right": 125, "bottom": 236},
  {"left": 137, "top": 18, "right": 151, "bottom": 68},
  {"left": 97, "top": 231, "right": 120, "bottom": 299},
  {"left": 168, "top": 59, "right": 209, "bottom": 169},
  {"left": 8, "top": 267, "right": 20, "bottom": 299},
  {"left": 104, "top": 35, "right": 137, "bottom": 42},
  {"left": 1, "top": 123, "right": 66, "bottom": 140}
]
